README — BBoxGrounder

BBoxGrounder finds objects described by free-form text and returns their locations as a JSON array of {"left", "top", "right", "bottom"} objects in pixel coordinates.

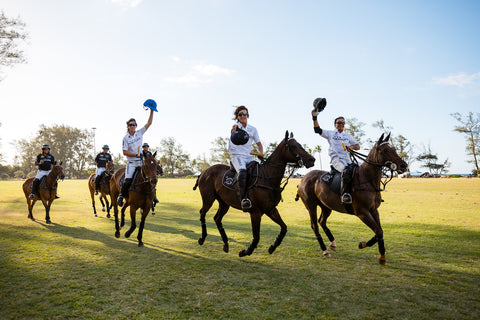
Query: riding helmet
[
  {"left": 102, "top": 145, "right": 109, "bottom": 149},
  {"left": 313, "top": 97, "right": 327, "bottom": 112},
  {"left": 143, "top": 99, "right": 158, "bottom": 112},
  {"left": 231, "top": 129, "right": 249, "bottom": 145},
  {"left": 42, "top": 144, "right": 50, "bottom": 150}
]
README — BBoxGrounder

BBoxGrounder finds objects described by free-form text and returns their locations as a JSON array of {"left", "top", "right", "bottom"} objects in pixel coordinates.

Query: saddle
[
  {"left": 321, "top": 165, "right": 357, "bottom": 215},
  {"left": 222, "top": 161, "right": 259, "bottom": 191}
]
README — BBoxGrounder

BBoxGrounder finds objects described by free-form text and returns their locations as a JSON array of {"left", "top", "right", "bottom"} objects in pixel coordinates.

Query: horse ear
[
  {"left": 377, "top": 133, "right": 385, "bottom": 145},
  {"left": 384, "top": 133, "right": 391, "bottom": 142},
  {"left": 289, "top": 132, "right": 294, "bottom": 139},
  {"left": 153, "top": 151, "right": 157, "bottom": 158},
  {"left": 285, "top": 131, "right": 289, "bottom": 142},
  {"left": 59, "top": 161, "right": 62, "bottom": 166}
]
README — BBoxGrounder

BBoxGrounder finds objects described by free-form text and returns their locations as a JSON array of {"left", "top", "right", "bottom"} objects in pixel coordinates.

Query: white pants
[
  {"left": 96, "top": 167, "right": 106, "bottom": 177},
  {"left": 126, "top": 159, "right": 142, "bottom": 179},
  {"left": 231, "top": 154, "right": 254, "bottom": 173},
  {"left": 331, "top": 157, "right": 351, "bottom": 172},
  {"left": 35, "top": 169, "right": 50, "bottom": 180}
]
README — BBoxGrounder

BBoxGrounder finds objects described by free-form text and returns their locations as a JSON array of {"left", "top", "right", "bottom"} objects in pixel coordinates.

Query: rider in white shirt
[
  {"left": 312, "top": 109, "right": 360, "bottom": 204},
  {"left": 228, "top": 106, "right": 264, "bottom": 211}
]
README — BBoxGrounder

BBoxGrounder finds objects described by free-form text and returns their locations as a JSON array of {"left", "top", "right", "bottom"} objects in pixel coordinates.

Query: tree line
[{"left": 0, "top": 111, "right": 479, "bottom": 179}]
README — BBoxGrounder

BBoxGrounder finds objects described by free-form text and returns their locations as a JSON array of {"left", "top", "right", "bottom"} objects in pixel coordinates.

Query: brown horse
[
  {"left": 295, "top": 133, "right": 408, "bottom": 264},
  {"left": 22, "top": 162, "right": 65, "bottom": 224},
  {"left": 110, "top": 152, "right": 159, "bottom": 247},
  {"left": 193, "top": 131, "right": 315, "bottom": 257},
  {"left": 87, "top": 160, "right": 114, "bottom": 218}
]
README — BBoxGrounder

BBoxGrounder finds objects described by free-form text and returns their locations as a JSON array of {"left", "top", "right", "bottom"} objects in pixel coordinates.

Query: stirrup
[
  {"left": 94, "top": 190, "right": 99, "bottom": 195},
  {"left": 341, "top": 193, "right": 352, "bottom": 204},
  {"left": 241, "top": 198, "right": 252, "bottom": 211},
  {"left": 29, "top": 193, "right": 35, "bottom": 199}
]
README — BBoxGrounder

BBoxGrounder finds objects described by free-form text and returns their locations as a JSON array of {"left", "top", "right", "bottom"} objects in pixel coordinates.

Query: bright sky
[{"left": 1, "top": 0, "right": 479, "bottom": 174}]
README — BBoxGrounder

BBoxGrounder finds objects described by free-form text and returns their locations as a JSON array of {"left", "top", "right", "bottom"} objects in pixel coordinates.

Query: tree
[
  {"left": 159, "top": 137, "right": 191, "bottom": 177},
  {"left": 450, "top": 112, "right": 480, "bottom": 176},
  {"left": 0, "top": 11, "right": 28, "bottom": 79},
  {"left": 209, "top": 136, "right": 230, "bottom": 165},
  {"left": 0, "top": 122, "right": 3, "bottom": 163},
  {"left": 416, "top": 144, "right": 450, "bottom": 174},
  {"left": 192, "top": 154, "right": 210, "bottom": 174},
  {"left": 345, "top": 117, "right": 366, "bottom": 145},
  {"left": 14, "top": 124, "right": 93, "bottom": 178}
]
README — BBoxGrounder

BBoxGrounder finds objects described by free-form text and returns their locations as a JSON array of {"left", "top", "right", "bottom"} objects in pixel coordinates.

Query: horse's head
[
  {"left": 281, "top": 131, "right": 316, "bottom": 168},
  {"left": 372, "top": 133, "right": 408, "bottom": 174},
  {"left": 141, "top": 151, "right": 159, "bottom": 186},
  {"left": 106, "top": 160, "right": 114, "bottom": 175},
  {"left": 157, "top": 162, "right": 164, "bottom": 176},
  {"left": 53, "top": 161, "right": 65, "bottom": 180}
]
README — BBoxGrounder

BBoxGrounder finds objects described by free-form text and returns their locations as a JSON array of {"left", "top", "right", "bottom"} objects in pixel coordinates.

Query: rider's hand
[
  {"left": 311, "top": 109, "right": 319, "bottom": 117},
  {"left": 231, "top": 124, "right": 239, "bottom": 133},
  {"left": 39, "top": 160, "right": 45, "bottom": 164}
]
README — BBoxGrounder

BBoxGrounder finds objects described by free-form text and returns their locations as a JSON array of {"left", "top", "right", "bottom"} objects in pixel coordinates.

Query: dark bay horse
[
  {"left": 295, "top": 133, "right": 408, "bottom": 264},
  {"left": 193, "top": 131, "right": 315, "bottom": 257},
  {"left": 110, "top": 152, "right": 159, "bottom": 247},
  {"left": 88, "top": 160, "right": 114, "bottom": 217},
  {"left": 22, "top": 162, "right": 65, "bottom": 224}
]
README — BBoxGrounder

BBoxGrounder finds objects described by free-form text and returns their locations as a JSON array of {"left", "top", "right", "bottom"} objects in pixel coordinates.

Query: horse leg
[
  {"left": 120, "top": 205, "right": 127, "bottom": 228},
  {"left": 43, "top": 200, "right": 51, "bottom": 224},
  {"left": 100, "top": 197, "right": 106, "bottom": 212},
  {"left": 136, "top": 205, "right": 150, "bottom": 247},
  {"left": 356, "top": 208, "right": 385, "bottom": 264},
  {"left": 239, "top": 211, "right": 261, "bottom": 257},
  {"left": 27, "top": 198, "right": 35, "bottom": 220},
  {"left": 318, "top": 204, "right": 336, "bottom": 253},
  {"left": 90, "top": 188, "right": 97, "bottom": 217},
  {"left": 302, "top": 198, "right": 329, "bottom": 256},
  {"left": 264, "top": 208, "right": 287, "bottom": 254},
  {"left": 197, "top": 193, "right": 216, "bottom": 246},
  {"left": 125, "top": 205, "right": 137, "bottom": 239},
  {"left": 105, "top": 197, "right": 111, "bottom": 218},
  {"left": 112, "top": 197, "right": 121, "bottom": 238},
  {"left": 213, "top": 200, "right": 230, "bottom": 253}
]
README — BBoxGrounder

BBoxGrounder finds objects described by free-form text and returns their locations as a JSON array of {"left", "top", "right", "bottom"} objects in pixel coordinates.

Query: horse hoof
[
  {"left": 125, "top": 231, "right": 131, "bottom": 238},
  {"left": 106, "top": 214, "right": 111, "bottom": 218},
  {"left": 94, "top": 213, "right": 98, "bottom": 217},
  {"left": 223, "top": 244, "right": 229, "bottom": 253},
  {"left": 138, "top": 242, "right": 144, "bottom": 247},
  {"left": 46, "top": 219, "right": 52, "bottom": 224},
  {"left": 323, "top": 250, "right": 331, "bottom": 258},
  {"left": 330, "top": 242, "right": 337, "bottom": 251},
  {"left": 102, "top": 208, "right": 106, "bottom": 212},
  {"left": 268, "top": 245, "right": 276, "bottom": 254},
  {"left": 378, "top": 255, "right": 386, "bottom": 265},
  {"left": 359, "top": 241, "right": 367, "bottom": 249},
  {"left": 198, "top": 238, "right": 205, "bottom": 245},
  {"left": 239, "top": 250, "right": 247, "bottom": 257},
  {"left": 115, "top": 231, "right": 120, "bottom": 238},
  {"left": 151, "top": 212, "right": 155, "bottom": 216}
]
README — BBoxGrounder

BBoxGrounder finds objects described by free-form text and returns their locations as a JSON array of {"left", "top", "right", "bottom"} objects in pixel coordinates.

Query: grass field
[{"left": 0, "top": 178, "right": 479, "bottom": 319}]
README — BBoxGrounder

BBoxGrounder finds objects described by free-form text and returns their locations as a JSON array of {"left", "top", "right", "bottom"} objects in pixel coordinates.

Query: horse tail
[
  {"left": 193, "top": 174, "right": 201, "bottom": 191},
  {"left": 294, "top": 185, "right": 300, "bottom": 201}
]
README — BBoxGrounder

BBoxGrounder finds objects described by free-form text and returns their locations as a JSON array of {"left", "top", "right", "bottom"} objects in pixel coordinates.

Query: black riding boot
[
  {"left": 29, "top": 178, "right": 40, "bottom": 199},
  {"left": 341, "top": 166, "right": 353, "bottom": 204},
  {"left": 117, "top": 178, "right": 132, "bottom": 207},
  {"left": 237, "top": 169, "right": 251, "bottom": 211},
  {"left": 94, "top": 172, "right": 103, "bottom": 195}
]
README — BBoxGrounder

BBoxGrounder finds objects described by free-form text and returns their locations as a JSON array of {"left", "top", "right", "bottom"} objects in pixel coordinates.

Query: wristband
[{"left": 312, "top": 116, "right": 317, "bottom": 121}]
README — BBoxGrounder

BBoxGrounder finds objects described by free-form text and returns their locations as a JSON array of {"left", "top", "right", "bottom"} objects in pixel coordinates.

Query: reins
[{"left": 345, "top": 143, "right": 395, "bottom": 192}]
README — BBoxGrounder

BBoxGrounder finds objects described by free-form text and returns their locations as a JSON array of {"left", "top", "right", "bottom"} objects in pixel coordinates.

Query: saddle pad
[
  {"left": 321, "top": 171, "right": 341, "bottom": 195},
  {"left": 222, "top": 161, "right": 260, "bottom": 191},
  {"left": 222, "top": 169, "right": 237, "bottom": 190}
]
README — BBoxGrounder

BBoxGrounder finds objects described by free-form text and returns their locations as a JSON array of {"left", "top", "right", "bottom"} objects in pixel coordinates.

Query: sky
[{"left": 1, "top": 0, "right": 479, "bottom": 174}]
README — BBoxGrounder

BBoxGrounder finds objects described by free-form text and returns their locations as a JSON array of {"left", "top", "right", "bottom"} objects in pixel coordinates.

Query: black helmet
[
  {"left": 313, "top": 97, "right": 327, "bottom": 112},
  {"left": 42, "top": 144, "right": 50, "bottom": 150},
  {"left": 231, "top": 129, "right": 249, "bottom": 145},
  {"left": 142, "top": 143, "right": 149, "bottom": 148}
]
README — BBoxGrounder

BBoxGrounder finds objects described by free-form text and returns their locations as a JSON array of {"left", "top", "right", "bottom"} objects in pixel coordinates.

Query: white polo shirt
[
  {"left": 321, "top": 129, "right": 357, "bottom": 163},
  {"left": 122, "top": 126, "right": 147, "bottom": 162},
  {"left": 228, "top": 122, "right": 261, "bottom": 156}
]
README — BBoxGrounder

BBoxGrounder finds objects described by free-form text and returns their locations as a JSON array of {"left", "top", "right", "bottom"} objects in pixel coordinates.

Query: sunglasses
[
  {"left": 128, "top": 123, "right": 137, "bottom": 127},
  {"left": 336, "top": 122, "right": 345, "bottom": 125},
  {"left": 238, "top": 113, "right": 248, "bottom": 117}
]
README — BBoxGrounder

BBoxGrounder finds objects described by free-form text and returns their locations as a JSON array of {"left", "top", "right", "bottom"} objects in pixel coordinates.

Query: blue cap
[{"left": 143, "top": 99, "right": 158, "bottom": 112}]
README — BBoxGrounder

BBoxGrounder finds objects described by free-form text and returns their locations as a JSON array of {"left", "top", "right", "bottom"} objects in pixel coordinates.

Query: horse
[
  {"left": 22, "top": 162, "right": 65, "bottom": 224},
  {"left": 295, "top": 133, "right": 408, "bottom": 264},
  {"left": 87, "top": 160, "right": 114, "bottom": 218},
  {"left": 110, "top": 152, "right": 159, "bottom": 247},
  {"left": 193, "top": 131, "right": 315, "bottom": 257}
]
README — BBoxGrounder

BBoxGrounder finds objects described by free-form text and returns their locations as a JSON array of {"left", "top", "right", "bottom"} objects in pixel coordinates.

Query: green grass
[{"left": 0, "top": 178, "right": 479, "bottom": 319}]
